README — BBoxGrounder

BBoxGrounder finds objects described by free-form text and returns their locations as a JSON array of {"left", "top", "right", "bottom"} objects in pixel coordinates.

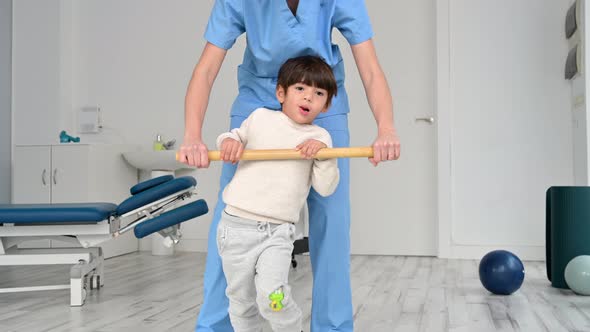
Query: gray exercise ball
[{"left": 564, "top": 255, "right": 590, "bottom": 295}]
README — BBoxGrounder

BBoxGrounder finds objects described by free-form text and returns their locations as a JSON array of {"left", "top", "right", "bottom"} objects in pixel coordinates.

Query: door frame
[{"left": 436, "top": 0, "right": 452, "bottom": 259}]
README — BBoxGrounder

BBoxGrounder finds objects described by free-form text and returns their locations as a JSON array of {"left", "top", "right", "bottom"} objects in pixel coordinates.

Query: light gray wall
[
  {"left": 11, "top": 1, "right": 575, "bottom": 258},
  {"left": 12, "top": 0, "right": 60, "bottom": 145},
  {"left": 0, "top": 0, "right": 11, "bottom": 204}
]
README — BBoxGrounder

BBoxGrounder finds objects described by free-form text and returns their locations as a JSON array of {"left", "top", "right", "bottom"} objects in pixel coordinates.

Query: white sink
[{"left": 122, "top": 150, "right": 190, "bottom": 172}]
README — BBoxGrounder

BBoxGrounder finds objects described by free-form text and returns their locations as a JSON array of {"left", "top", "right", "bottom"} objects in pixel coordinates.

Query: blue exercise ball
[
  {"left": 564, "top": 255, "right": 590, "bottom": 295},
  {"left": 478, "top": 250, "right": 525, "bottom": 295}
]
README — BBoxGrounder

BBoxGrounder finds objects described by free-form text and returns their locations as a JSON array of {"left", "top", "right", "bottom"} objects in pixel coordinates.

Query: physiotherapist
[{"left": 178, "top": 1, "right": 401, "bottom": 331}]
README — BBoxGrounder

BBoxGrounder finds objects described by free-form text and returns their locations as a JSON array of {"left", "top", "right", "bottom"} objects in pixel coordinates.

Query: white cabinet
[
  {"left": 12, "top": 144, "right": 139, "bottom": 258},
  {"left": 12, "top": 146, "right": 52, "bottom": 204}
]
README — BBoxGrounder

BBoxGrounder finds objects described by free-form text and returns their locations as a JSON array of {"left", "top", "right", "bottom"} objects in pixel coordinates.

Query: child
[{"left": 215, "top": 55, "right": 340, "bottom": 332}]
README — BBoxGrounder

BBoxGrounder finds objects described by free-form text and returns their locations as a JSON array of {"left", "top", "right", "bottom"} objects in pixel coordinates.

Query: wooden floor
[{"left": 0, "top": 252, "right": 588, "bottom": 332}]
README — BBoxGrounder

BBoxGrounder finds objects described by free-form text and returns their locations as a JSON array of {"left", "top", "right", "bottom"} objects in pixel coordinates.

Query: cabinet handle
[
  {"left": 53, "top": 169, "right": 58, "bottom": 185},
  {"left": 42, "top": 169, "right": 47, "bottom": 186}
]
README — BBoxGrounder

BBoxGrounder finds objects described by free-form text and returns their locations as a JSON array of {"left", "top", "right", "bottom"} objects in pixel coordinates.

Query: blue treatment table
[{"left": 0, "top": 175, "right": 208, "bottom": 306}]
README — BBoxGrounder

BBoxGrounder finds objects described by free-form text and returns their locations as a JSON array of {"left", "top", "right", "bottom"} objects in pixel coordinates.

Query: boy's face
[{"left": 276, "top": 83, "right": 329, "bottom": 124}]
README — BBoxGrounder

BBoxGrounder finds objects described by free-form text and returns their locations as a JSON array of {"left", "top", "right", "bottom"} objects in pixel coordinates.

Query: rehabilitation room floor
[{"left": 0, "top": 252, "right": 587, "bottom": 332}]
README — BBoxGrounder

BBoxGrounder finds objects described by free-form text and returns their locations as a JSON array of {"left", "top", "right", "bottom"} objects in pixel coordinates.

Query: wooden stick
[{"left": 176, "top": 146, "right": 373, "bottom": 161}]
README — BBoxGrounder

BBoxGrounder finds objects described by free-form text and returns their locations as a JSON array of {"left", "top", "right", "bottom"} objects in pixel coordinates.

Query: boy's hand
[
  {"left": 296, "top": 139, "right": 327, "bottom": 159},
  {"left": 220, "top": 138, "right": 244, "bottom": 164}
]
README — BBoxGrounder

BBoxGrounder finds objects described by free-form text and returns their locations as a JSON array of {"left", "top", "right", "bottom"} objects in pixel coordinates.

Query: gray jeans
[{"left": 217, "top": 211, "right": 302, "bottom": 332}]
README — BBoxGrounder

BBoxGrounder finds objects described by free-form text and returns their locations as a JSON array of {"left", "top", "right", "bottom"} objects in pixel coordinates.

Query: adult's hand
[
  {"left": 369, "top": 129, "right": 400, "bottom": 166},
  {"left": 178, "top": 140, "right": 210, "bottom": 168}
]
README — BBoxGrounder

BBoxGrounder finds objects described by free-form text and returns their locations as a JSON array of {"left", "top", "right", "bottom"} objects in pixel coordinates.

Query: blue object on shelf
[{"left": 59, "top": 130, "right": 80, "bottom": 143}]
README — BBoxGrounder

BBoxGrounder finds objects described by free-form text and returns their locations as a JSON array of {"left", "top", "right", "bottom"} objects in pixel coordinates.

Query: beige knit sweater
[{"left": 217, "top": 108, "right": 340, "bottom": 224}]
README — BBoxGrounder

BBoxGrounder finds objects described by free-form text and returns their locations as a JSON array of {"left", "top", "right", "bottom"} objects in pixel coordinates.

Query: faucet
[{"left": 163, "top": 139, "right": 176, "bottom": 150}]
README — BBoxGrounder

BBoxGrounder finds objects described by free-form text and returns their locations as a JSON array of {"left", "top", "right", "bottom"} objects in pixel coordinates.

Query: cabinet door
[
  {"left": 51, "top": 145, "right": 90, "bottom": 203},
  {"left": 12, "top": 146, "right": 51, "bottom": 203}
]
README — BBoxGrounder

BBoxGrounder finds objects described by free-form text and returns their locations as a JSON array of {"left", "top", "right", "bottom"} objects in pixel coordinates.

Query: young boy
[{"left": 215, "top": 55, "right": 340, "bottom": 332}]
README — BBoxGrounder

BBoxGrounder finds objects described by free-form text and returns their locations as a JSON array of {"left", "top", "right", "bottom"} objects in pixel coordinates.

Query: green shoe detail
[{"left": 269, "top": 288, "right": 285, "bottom": 311}]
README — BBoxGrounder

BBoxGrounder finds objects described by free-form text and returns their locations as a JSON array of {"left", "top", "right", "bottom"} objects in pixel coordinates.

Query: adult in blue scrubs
[{"left": 179, "top": 1, "right": 400, "bottom": 331}]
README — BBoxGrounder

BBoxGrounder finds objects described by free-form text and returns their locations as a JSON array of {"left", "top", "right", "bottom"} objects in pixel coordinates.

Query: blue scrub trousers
[{"left": 196, "top": 114, "right": 353, "bottom": 332}]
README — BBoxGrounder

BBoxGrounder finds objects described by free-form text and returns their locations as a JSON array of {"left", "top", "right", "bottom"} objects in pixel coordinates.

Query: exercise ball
[
  {"left": 478, "top": 250, "right": 525, "bottom": 295},
  {"left": 564, "top": 255, "right": 590, "bottom": 295}
]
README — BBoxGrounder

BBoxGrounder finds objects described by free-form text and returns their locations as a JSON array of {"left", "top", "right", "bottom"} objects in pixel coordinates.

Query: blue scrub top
[{"left": 204, "top": 0, "right": 373, "bottom": 118}]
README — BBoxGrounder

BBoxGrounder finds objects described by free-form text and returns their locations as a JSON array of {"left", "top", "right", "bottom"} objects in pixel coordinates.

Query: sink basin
[{"left": 122, "top": 150, "right": 190, "bottom": 172}]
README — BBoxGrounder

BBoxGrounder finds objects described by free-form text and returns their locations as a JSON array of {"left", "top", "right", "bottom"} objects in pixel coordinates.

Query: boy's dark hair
[{"left": 277, "top": 55, "right": 338, "bottom": 108}]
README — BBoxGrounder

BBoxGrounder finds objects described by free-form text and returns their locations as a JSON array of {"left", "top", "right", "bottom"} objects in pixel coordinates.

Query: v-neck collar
[
  {"left": 280, "top": 0, "right": 305, "bottom": 27},
  {"left": 286, "top": 0, "right": 299, "bottom": 17}
]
